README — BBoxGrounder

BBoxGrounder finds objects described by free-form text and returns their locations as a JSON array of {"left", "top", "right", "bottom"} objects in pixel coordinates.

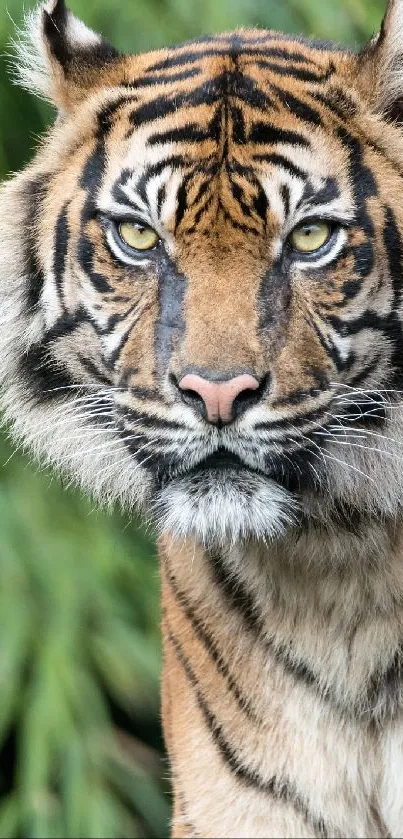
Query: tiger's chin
[{"left": 153, "top": 467, "right": 296, "bottom": 546}]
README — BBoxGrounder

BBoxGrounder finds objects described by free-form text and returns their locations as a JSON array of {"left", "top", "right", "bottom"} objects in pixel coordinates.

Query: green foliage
[
  {"left": 0, "top": 0, "right": 387, "bottom": 836},
  {"left": 0, "top": 432, "right": 167, "bottom": 837}
]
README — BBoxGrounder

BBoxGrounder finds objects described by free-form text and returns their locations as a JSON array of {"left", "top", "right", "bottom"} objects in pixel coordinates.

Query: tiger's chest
[{"left": 161, "top": 534, "right": 403, "bottom": 838}]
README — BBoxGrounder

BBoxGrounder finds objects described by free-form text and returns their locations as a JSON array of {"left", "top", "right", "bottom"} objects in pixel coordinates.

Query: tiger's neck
[
  {"left": 160, "top": 520, "right": 403, "bottom": 835},
  {"left": 161, "top": 518, "right": 403, "bottom": 722}
]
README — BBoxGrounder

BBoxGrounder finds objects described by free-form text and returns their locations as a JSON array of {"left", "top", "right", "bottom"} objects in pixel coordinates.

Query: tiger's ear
[
  {"left": 15, "top": 0, "right": 120, "bottom": 111},
  {"left": 357, "top": 0, "right": 403, "bottom": 121}
]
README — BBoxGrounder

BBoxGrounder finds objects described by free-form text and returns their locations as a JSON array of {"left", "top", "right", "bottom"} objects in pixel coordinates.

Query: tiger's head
[{"left": 2, "top": 0, "right": 403, "bottom": 545}]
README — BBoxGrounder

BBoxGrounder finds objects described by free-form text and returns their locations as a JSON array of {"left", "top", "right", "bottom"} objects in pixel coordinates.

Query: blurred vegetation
[{"left": 0, "top": 0, "right": 387, "bottom": 836}]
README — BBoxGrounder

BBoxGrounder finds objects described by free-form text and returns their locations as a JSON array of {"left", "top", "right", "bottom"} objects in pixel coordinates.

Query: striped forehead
[
  {"left": 100, "top": 148, "right": 350, "bottom": 232},
  {"left": 96, "top": 33, "right": 353, "bottom": 230}
]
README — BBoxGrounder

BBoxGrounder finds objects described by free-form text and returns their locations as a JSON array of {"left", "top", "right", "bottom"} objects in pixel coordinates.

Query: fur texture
[{"left": 3, "top": 0, "right": 403, "bottom": 835}]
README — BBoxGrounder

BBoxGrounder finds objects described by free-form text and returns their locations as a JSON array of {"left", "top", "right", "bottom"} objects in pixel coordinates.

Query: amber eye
[
  {"left": 289, "top": 221, "right": 332, "bottom": 254},
  {"left": 118, "top": 221, "right": 159, "bottom": 251}
]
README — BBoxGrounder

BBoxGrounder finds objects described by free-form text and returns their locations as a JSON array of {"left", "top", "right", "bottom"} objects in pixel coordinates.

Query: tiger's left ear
[
  {"left": 358, "top": 0, "right": 403, "bottom": 121},
  {"left": 15, "top": 0, "right": 121, "bottom": 112}
]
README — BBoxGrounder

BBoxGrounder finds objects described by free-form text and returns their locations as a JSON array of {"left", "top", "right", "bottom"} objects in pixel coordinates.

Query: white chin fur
[{"left": 154, "top": 469, "right": 297, "bottom": 546}]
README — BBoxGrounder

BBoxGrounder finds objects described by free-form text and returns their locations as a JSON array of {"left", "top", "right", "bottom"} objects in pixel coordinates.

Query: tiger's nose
[{"left": 177, "top": 372, "right": 261, "bottom": 425}]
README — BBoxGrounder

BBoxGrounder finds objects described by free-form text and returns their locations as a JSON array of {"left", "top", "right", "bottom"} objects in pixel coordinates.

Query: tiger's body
[{"left": 2, "top": 0, "right": 403, "bottom": 835}]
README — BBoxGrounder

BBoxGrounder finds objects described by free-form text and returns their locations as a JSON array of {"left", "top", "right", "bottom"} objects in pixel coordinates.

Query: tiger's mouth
[
  {"left": 160, "top": 447, "right": 267, "bottom": 485},
  {"left": 188, "top": 449, "right": 262, "bottom": 474},
  {"left": 159, "top": 444, "right": 317, "bottom": 494}
]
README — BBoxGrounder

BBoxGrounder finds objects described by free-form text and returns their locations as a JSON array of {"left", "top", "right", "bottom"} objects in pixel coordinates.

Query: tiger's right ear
[
  {"left": 357, "top": 0, "right": 403, "bottom": 121},
  {"left": 14, "top": 0, "right": 121, "bottom": 112}
]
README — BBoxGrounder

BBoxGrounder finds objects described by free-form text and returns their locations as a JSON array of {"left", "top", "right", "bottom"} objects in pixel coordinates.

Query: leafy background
[{"left": 0, "top": 0, "right": 387, "bottom": 836}]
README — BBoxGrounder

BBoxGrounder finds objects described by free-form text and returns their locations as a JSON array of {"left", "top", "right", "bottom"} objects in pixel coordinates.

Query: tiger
[{"left": 3, "top": 0, "right": 403, "bottom": 834}]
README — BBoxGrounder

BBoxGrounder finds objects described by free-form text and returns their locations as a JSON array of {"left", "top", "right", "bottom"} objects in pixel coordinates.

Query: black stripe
[
  {"left": 78, "top": 134, "right": 113, "bottom": 295},
  {"left": 247, "top": 47, "right": 319, "bottom": 65},
  {"left": 147, "top": 123, "right": 214, "bottom": 147},
  {"left": 220, "top": 204, "right": 260, "bottom": 236},
  {"left": 253, "top": 152, "right": 307, "bottom": 180},
  {"left": 189, "top": 194, "right": 214, "bottom": 229},
  {"left": 148, "top": 48, "right": 234, "bottom": 72},
  {"left": 53, "top": 202, "right": 70, "bottom": 307},
  {"left": 382, "top": 205, "right": 403, "bottom": 391},
  {"left": 129, "top": 80, "right": 223, "bottom": 128},
  {"left": 76, "top": 354, "right": 112, "bottom": 388},
  {"left": 306, "top": 313, "right": 346, "bottom": 373},
  {"left": 97, "top": 95, "right": 138, "bottom": 135},
  {"left": 129, "top": 69, "right": 276, "bottom": 132},
  {"left": 256, "top": 60, "right": 333, "bottom": 84},
  {"left": 116, "top": 404, "right": 186, "bottom": 432},
  {"left": 77, "top": 236, "right": 112, "bottom": 294},
  {"left": 164, "top": 561, "right": 261, "bottom": 722},
  {"left": 253, "top": 183, "right": 269, "bottom": 223},
  {"left": 327, "top": 310, "right": 385, "bottom": 338},
  {"left": 227, "top": 71, "right": 276, "bottom": 111},
  {"left": 157, "top": 183, "right": 167, "bottom": 215},
  {"left": 166, "top": 622, "right": 331, "bottom": 839},
  {"left": 280, "top": 183, "right": 291, "bottom": 218},
  {"left": 297, "top": 177, "right": 340, "bottom": 209},
  {"left": 148, "top": 45, "right": 324, "bottom": 74},
  {"left": 250, "top": 123, "right": 310, "bottom": 148},
  {"left": 255, "top": 407, "right": 326, "bottom": 431},
  {"left": 312, "top": 90, "right": 358, "bottom": 122},
  {"left": 227, "top": 179, "right": 254, "bottom": 220},
  {"left": 208, "top": 551, "right": 403, "bottom": 726},
  {"left": 134, "top": 156, "right": 190, "bottom": 205},
  {"left": 272, "top": 87, "right": 323, "bottom": 126},
  {"left": 105, "top": 305, "right": 147, "bottom": 368},
  {"left": 121, "top": 67, "right": 201, "bottom": 87},
  {"left": 43, "top": 1, "right": 119, "bottom": 74},
  {"left": 174, "top": 173, "right": 191, "bottom": 232},
  {"left": 24, "top": 176, "right": 50, "bottom": 309},
  {"left": 18, "top": 331, "right": 77, "bottom": 404}
]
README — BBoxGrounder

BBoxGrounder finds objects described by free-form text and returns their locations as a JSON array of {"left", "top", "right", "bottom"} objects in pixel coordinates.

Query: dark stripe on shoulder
[
  {"left": 208, "top": 551, "right": 403, "bottom": 726},
  {"left": 166, "top": 622, "right": 331, "bottom": 839},
  {"left": 164, "top": 561, "right": 261, "bottom": 722}
]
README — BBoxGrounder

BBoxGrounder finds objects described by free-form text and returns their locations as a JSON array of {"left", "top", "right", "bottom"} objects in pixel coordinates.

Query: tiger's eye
[
  {"left": 289, "top": 221, "right": 331, "bottom": 254},
  {"left": 119, "top": 222, "right": 159, "bottom": 251}
]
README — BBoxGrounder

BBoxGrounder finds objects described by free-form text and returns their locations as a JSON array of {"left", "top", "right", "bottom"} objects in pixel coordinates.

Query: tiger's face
[{"left": 2, "top": 0, "right": 403, "bottom": 545}]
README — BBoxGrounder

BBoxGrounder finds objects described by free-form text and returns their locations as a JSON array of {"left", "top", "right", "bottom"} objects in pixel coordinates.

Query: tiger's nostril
[{"left": 176, "top": 372, "right": 263, "bottom": 425}]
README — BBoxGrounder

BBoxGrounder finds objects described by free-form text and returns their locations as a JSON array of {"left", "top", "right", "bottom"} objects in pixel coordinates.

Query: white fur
[
  {"left": 11, "top": 3, "right": 102, "bottom": 104},
  {"left": 156, "top": 470, "right": 296, "bottom": 546},
  {"left": 373, "top": 0, "right": 403, "bottom": 115}
]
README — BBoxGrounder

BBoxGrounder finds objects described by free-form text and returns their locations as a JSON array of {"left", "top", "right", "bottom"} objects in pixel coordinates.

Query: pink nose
[{"left": 178, "top": 373, "right": 260, "bottom": 425}]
